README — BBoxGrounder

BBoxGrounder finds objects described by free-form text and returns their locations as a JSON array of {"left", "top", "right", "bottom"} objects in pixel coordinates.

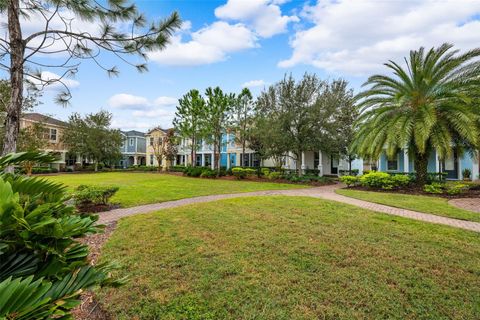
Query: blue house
[
  {"left": 377, "top": 149, "right": 479, "bottom": 180},
  {"left": 119, "top": 130, "right": 147, "bottom": 168}
]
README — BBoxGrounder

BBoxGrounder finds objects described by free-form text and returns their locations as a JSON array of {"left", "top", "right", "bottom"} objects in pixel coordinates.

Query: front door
[
  {"left": 331, "top": 157, "right": 339, "bottom": 175},
  {"left": 442, "top": 152, "right": 458, "bottom": 179}
]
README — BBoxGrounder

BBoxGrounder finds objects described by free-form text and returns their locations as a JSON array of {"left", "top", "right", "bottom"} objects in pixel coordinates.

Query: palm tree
[{"left": 353, "top": 43, "right": 480, "bottom": 186}]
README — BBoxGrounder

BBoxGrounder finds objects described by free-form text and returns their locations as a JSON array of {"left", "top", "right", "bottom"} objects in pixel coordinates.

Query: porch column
[
  {"left": 435, "top": 150, "right": 440, "bottom": 173},
  {"left": 201, "top": 154, "right": 205, "bottom": 167},
  {"left": 226, "top": 153, "right": 230, "bottom": 169},
  {"left": 301, "top": 152, "right": 306, "bottom": 174},
  {"left": 403, "top": 149, "right": 409, "bottom": 173},
  {"left": 318, "top": 151, "right": 323, "bottom": 177},
  {"left": 211, "top": 152, "right": 215, "bottom": 169},
  {"left": 133, "top": 156, "right": 138, "bottom": 166}
]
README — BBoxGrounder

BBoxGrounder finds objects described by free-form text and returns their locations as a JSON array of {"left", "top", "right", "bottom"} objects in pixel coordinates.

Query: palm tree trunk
[
  {"left": 3, "top": 0, "right": 24, "bottom": 173},
  {"left": 414, "top": 153, "right": 429, "bottom": 187}
]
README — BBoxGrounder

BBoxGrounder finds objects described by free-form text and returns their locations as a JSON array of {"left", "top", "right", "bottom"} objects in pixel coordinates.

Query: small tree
[
  {"left": 174, "top": 90, "right": 205, "bottom": 167},
  {"left": 256, "top": 73, "right": 338, "bottom": 174},
  {"left": 231, "top": 88, "right": 254, "bottom": 166},
  {"left": 151, "top": 130, "right": 165, "bottom": 172},
  {"left": 204, "top": 87, "right": 235, "bottom": 171},
  {"left": 17, "top": 122, "right": 48, "bottom": 175},
  {"left": 62, "top": 111, "right": 122, "bottom": 171},
  {"left": 1, "top": 1, "right": 181, "bottom": 159},
  {"left": 161, "top": 128, "right": 178, "bottom": 171}
]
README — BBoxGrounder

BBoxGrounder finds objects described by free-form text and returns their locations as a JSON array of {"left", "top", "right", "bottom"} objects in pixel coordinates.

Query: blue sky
[{"left": 8, "top": 0, "right": 480, "bottom": 130}]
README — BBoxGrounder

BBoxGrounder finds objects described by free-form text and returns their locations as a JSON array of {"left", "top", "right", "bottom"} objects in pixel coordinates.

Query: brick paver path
[
  {"left": 99, "top": 184, "right": 480, "bottom": 232},
  {"left": 448, "top": 198, "right": 480, "bottom": 213}
]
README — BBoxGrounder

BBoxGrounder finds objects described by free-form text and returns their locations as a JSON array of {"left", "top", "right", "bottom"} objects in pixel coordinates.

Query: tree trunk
[
  {"left": 94, "top": 162, "right": 98, "bottom": 172},
  {"left": 242, "top": 140, "right": 246, "bottom": 167},
  {"left": 3, "top": 0, "right": 24, "bottom": 173},
  {"left": 217, "top": 135, "right": 221, "bottom": 172},
  {"left": 414, "top": 152, "right": 429, "bottom": 187},
  {"left": 191, "top": 135, "right": 195, "bottom": 167}
]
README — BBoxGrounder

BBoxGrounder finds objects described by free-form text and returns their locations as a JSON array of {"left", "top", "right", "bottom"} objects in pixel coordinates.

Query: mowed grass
[
  {"left": 336, "top": 188, "right": 480, "bottom": 222},
  {"left": 45, "top": 172, "right": 305, "bottom": 207},
  {"left": 99, "top": 196, "right": 480, "bottom": 320}
]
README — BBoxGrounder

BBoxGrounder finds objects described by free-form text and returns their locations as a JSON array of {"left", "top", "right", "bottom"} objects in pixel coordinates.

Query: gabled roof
[
  {"left": 121, "top": 130, "right": 146, "bottom": 137},
  {"left": 22, "top": 113, "right": 67, "bottom": 127},
  {"left": 147, "top": 127, "right": 170, "bottom": 135}
]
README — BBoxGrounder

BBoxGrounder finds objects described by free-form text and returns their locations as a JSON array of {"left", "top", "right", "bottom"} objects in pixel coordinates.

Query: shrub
[
  {"left": 232, "top": 167, "right": 247, "bottom": 179},
  {"left": 184, "top": 166, "right": 204, "bottom": 177},
  {"left": 0, "top": 152, "right": 123, "bottom": 319},
  {"left": 245, "top": 168, "right": 257, "bottom": 176},
  {"left": 261, "top": 168, "right": 270, "bottom": 176},
  {"left": 200, "top": 168, "right": 217, "bottom": 178},
  {"left": 424, "top": 182, "right": 444, "bottom": 194},
  {"left": 267, "top": 171, "right": 283, "bottom": 180},
  {"left": 340, "top": 175, "right": 358, "bottom": 187},
  {"left": 391, "top": 174, "right": 411, "bottom": 187},
  {"left": 446, "top": 182, "right": 470, "bottom": 195},
  {"left": 462, "top": 168, "right": 472, "bottom": 180},
  {"left": 73, "top": 185, "right": 119, "bottom": 209},
  {"left": 359, "top": 171, "right": 392, "bottom": 189},
  {"left": 170, "top": 165, "right": 186, "bottom": 172}
]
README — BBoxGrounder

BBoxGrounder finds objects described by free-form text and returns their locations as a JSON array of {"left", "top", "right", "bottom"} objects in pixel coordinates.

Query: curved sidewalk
[{"left": 98, "top": 184, "right": 480, "bottom": 233}]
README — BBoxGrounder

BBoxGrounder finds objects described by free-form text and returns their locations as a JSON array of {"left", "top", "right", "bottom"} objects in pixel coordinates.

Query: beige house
[
  {"left": 20, "top": 113, "right": 74, "bottom": 170},
  {"left": 145, "top": 127, "right": 175, "bottom": 169}
]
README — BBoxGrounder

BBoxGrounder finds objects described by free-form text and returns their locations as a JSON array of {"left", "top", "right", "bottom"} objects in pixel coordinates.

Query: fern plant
[{"left": 0, "top": 152, "right": 124, "bottom": 319}]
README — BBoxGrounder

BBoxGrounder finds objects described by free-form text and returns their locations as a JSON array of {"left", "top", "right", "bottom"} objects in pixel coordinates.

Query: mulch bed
[
  {"left": 72, "top": 222, "right": 117, "bottom": 320},
  {"left": 347, "top": 185, "right": 480, "bottom": 199}
]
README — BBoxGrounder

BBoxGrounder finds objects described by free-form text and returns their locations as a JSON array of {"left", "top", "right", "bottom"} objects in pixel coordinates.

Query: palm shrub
[
  {"left": 353, "top": 44, "right": 480, "bottom": 186},
  {"left": 0, "top": 152, "right": 124, "bottom": 319}
]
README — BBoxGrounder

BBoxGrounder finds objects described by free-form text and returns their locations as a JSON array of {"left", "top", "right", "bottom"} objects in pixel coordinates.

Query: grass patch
[
  {"left": 336, "top": 188, "right": 480, "bottom": 222},
  {"left": 99, "top": 196, "right": 480, "bottom": 319},
  {"left": 45, "top": 172, "right": 305, "bottom": 207}
]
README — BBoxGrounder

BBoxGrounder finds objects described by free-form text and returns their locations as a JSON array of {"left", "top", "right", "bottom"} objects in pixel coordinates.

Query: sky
[{"left": 3, "top": 0, "right": 480, "bottom": 131}]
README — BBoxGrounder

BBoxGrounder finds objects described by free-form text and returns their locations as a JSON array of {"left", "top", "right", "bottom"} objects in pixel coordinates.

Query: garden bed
[{"left": 344, "top": 184, "right": 480, "bottom": 199}]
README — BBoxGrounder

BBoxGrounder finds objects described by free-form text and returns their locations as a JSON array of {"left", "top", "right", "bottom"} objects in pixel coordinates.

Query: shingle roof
[
  {"left": 22, "top": 113, "right": 67, "bottom": 127},
  {"left": 121, "top": 130, "right": 146, "bottom": 137}
]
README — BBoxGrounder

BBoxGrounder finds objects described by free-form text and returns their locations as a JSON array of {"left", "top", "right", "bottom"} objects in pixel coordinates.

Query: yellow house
[
  {"left": 145, "top": 127, "right": 175, "bottom": 169},
  {"left": 20, "top": 113, "right": 73, "bottom": 170}
]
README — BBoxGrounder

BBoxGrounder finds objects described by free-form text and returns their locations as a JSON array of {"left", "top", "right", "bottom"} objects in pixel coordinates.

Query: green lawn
[
  {"left": 99, "top": 196, "right": 480, "bottom": 320},
  {"left": 45, "top": 172, "right": 305, "bottom": 207},
  {"left": 336, "top": 188, "right": 480, "bottom": 222}
]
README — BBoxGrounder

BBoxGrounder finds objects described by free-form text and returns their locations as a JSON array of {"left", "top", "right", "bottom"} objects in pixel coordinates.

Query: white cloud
[
  {"left": 149, "top": 21, "right": 257, "bottom": 66},
  {"left": 108, "top": 94, "right": 150, "bottom": 110},
  {"left": 279, "top": 0, "right": 480, "bottom": 75},
  {"left": 215, "top": 0, "right": 299, "bottom": 38},
  {"left": 242, "top": 79, "right": 266, "bottom": 88},
  {"left": 108, "top": 94, "right": 177, "bottom": 110},
  {"left": 27, "top": 71, "right": 80, "bottom": 90}
]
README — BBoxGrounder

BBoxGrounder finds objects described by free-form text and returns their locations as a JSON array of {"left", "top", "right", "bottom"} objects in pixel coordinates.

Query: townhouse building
[{"left": 119, "top": 130, "right": 146, "bottom": 168}]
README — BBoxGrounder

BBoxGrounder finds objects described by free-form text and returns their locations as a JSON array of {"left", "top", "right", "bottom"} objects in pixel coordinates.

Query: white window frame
[
  {"left": 129, "top": 138, "right": 134, "bottom": 146},
  {"left": 49, "top": 128, "right": 57, "bottom": 142}
]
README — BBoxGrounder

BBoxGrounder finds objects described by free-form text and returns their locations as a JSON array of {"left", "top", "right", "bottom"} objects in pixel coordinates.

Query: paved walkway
[
  {"left": 98, "top": 184, "right": 480, "bottom": 233},
  {"left": 448, "top": 198, "right": 480, "bottom": 213}
]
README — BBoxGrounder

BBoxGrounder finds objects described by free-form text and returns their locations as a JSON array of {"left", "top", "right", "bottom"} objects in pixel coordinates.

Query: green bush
[
  {"left": 359, "top": 171, "right": 411, "bottom": 190},
  {"left": 170, "top": 165, "right": 186, "bottom": 172},
  {"left": 340, "top": 175, "right": 358, "bottom": 187},
  {"left": 245, "top": 168, "right": 257, "bottom": 176},
  {"left": 232, "top": 167, "right": 247, "bottom": 179},
  {"left": 424, "top": 182, "right": 444, "bottom": 194},
  {"left": 267, "top": 171, "right": 283, "bottom": 180},
  {"left": 359, "top": 171, "right": 392, "bottom": 189},
  {"left": 261, "top": 168, "right": 270, "bottom": 176},
  {"left": 0, "top": 152, "right": 124, "bottom": 319},
  {"left": 446, "top": 182, "right": 470, "bottom": 195},
  {"left": 73, "top": 185, "right": 119, "bottom": 209},
  {"left": 391, "top": 174, "right": 411, "bottom": 187},
  {"left": 200, "top": 168, "right": 217, "bottom": 178},
  {"left": 462, "top": 168, "right": 472, "bottom": 180},
  {"left": 184, "top": 166, "right": 204, "bottom": 177}
]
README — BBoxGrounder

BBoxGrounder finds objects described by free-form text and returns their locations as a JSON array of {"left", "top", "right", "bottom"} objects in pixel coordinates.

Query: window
[
  {"left": 195, "top": 154, "right": 202, "bottom": 166},
  {"left": 242, "top": 153, "right": 250, "bottom": 167},
  {"left": 252, "top": 153, "right": 260, "bottom": 167},
  {"left": 49, "top": 128, "right": 57, "bottom": 141},
  {"left": 150, "top": 155, "right": 154, "bottom": 165},
  {"left": 229, "top": 133, "right": 235, "bottom": 147},
  {"left": 314, "top": 152, "right": 320, "bottom": 168},
  {"left": 204, "top": 154, "right": 212, "bottom": 167},
  {"left": 387, "top": 159, "right": 398, "bottom": 171},
  {"left": 149, "top": 137, "right": 154, "bottom": 146},
  {"left": 129, "top": 138, "right": 134, "bottom": 146}
]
